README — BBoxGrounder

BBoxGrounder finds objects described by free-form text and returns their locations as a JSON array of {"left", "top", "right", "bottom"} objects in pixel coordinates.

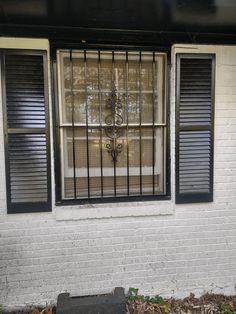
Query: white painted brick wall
[{"left": 0, "top": 40, "right": 236, "bottom": 310}]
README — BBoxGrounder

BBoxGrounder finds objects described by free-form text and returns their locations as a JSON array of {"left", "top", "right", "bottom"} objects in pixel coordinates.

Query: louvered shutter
[
  {"left": 176, "top": 54, "right": 215, "bottom": 204},
  {"left": 1, "top": 50, "right": 51, "bottom": 213}
]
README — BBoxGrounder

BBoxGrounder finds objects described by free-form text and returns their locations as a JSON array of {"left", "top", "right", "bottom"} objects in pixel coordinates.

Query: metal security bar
[{"left": 57, "top": 49, "right": 167, "bottom": 201}]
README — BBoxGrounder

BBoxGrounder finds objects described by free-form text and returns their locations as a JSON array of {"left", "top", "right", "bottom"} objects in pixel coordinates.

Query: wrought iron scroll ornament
[{"left": 105, "top": 82, "right": 123, "bottom": 162}]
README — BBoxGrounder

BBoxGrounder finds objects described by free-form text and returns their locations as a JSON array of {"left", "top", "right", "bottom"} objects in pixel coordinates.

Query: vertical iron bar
[
  {"left": 84, "top": 50, "right": 90, "bottom": 198},
  {"left": 70, "top": 50, "right": 77, "bottom": 199},
  {"left": 125, "top": 51, "right": 130, "bottom": 196},
  {"left": 98, "top": 50, "right": 104, "bottom": 197},
  {"left": 112, "top": 51, "right": 116, "bottom": 196},
  {"left": 152, "top": 52, "right": 156, "bottom": 194},
  {"left": 139, "top": 51, "right": 142, "bottom": 195},
  {"left": 162, "top": 55, "right": 166, "bottom": 126}
]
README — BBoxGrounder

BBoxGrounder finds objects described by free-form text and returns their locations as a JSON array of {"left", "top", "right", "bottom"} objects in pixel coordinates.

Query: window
[
  {"left": 1, "top": 50, "right": 51, "bottom": 213},
  {"left": 57, "top": 49, "right": 167, "bottom": 201}
]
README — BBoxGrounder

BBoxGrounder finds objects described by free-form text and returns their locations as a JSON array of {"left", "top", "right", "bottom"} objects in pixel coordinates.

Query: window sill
[{"left": 55, "top": 199, "right": 174, "bottom": 221}]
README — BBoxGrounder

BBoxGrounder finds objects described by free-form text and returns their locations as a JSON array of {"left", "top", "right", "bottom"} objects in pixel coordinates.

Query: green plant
[
  {"left": 128, "top": 288, "right": 165, "bottom": 304},
  {"left": 148, "top": 295, "right": 165, "bottom": 304},
  {"left": 128, "top": 287, "right": 170, "bottom": 314},
  {"left": 128, "top": 287, "right": 139, "bottom": 301},
  {"left": 219, "top": 303, "right": 233, "bottom": 314}
]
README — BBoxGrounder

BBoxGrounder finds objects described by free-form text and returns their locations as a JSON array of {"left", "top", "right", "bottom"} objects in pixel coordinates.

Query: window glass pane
[
  {"left": 63, "top": 55, "right": 85, "bottom": 90},
  {"left": 87, "top": 57, "right": 98, "bottom": 91},
  {"left": 128, "top": 58, "right": 139, "bottom": 92},
  {"left": 62, "top": 56, "right": 71, "bottom": 90},
  {"left": 141, "top": 60, "right": 153, "bottom": 91},
  {"left": 114, "top": 57, "right": 126, "bottom": 92},
  {"left": 127, "top": 93, "right": 155, "bottom": 124},
  {"left": 100, "top": 52, "right": 113, "bottom": 91}
]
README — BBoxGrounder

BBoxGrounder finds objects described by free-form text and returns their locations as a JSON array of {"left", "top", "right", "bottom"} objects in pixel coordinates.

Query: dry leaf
[{"left": 31, "top": 310, "right": 40, "bottom": 314}]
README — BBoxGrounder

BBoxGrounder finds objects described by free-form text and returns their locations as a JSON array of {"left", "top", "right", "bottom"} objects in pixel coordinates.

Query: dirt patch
[
  {"left": 127, "top": 291, "right": 236, "bottom": 314},
  {"left": 3, "top": 307, "right": 56, "bottom": 314}
]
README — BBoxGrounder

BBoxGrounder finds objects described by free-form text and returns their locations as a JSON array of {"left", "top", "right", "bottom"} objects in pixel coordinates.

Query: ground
[{"left": 3, "top": 292, "right": 236, "bottom": 314}]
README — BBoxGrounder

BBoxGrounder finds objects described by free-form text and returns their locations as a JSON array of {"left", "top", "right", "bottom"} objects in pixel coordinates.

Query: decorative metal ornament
[{"left": 105, "top": 82, "right": 123, "bottom": 162}]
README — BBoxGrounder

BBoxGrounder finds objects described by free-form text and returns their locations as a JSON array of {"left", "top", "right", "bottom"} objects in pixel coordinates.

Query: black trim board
[{"left": 3, "top": 25, "right": 236, "bottom": 45}]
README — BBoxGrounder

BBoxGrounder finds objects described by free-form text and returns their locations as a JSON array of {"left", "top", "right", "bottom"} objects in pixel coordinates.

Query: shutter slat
[
  {"left": 176, "top": 54, "right": 215, "bottom": 204},
  {"left": 2, "top": 52, "right": 51, "bottom": 213}
]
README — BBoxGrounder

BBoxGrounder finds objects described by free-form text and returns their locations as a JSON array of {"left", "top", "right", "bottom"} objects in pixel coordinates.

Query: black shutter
[
  {"left": 1, "top": 50, "right": 51, "bottom": 213},
  {"left": 176, "top": 54, "right": 215, "bottom": 204}
]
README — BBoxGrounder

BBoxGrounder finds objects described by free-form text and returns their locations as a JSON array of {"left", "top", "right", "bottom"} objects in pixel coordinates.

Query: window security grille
[{"left": 57, "top": 50, "right": 167, "bottom": 201}]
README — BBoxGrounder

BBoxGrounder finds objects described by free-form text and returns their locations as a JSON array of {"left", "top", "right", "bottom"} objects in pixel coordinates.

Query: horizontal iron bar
[{"left": 60, "top": 123, "right": 167, "bottom": 128}]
